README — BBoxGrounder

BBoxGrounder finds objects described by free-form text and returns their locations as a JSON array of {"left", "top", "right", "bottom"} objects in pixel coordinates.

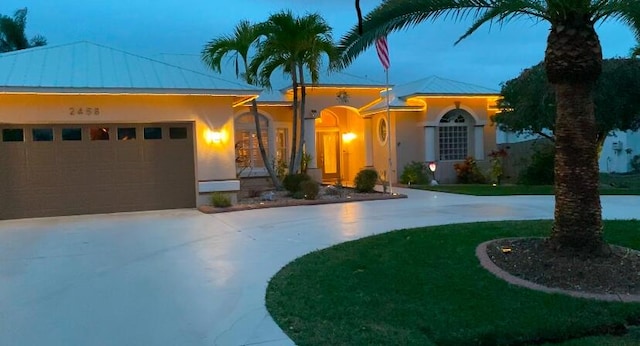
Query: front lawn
[
  {"left": 266, "top": 220, "right": 640, "bottom": 345},
  {"left": 413, "top": 173, "right": 640, "bottom": 196}
]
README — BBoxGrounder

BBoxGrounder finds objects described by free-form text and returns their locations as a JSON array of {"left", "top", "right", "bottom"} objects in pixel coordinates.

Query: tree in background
[
  {"left": 249, "top": 10, "right": 337, "bottom": 174},
  {"left": 0, "top": 8, "right": 46, "bottom": 53},
  {"left": 494, "top": 58, "right": 640, "bottom": 151},
  {"left": 202, "top": 20, "right": 282, "bottom": 189},
  {"left": 338, "top": 0, "right": 640, "bottom": 255}
]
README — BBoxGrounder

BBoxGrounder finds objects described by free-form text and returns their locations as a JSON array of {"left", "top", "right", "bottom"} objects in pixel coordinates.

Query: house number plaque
[{"left": 69, "top": 107, "right": 101, "bottom": 116}]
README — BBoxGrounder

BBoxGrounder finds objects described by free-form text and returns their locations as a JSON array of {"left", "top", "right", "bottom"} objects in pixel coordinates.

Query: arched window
[
  {"left": 235, "top": 113, "right": 290, "bottom": 177},
  {"left": 235, "top": 113, "right": 269, "bottom": 172},
  {"left": 438, "top": 109, "right": 472, "bottom": 161}
]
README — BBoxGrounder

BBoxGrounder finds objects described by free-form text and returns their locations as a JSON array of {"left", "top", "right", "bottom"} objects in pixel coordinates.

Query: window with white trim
[
  {"left": 235, "top": 114, "right": 269, "bottom": 174},
  {"left": 438, "top": 110, "right": 470, "bottom": 161}
]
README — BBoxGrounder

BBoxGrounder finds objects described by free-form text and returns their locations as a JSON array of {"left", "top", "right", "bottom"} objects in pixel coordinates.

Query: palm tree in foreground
[
  {"left": 338, "top": 0, "right": 640, "bottom": 255},
  {"left": 202, "top": 20, "right": 282, "bottom": 189},
  {"left": 249, "top": 10, "right": 337, "bottom": 174},
  {"left": 0, "top": 8, "right": 46, "bottom": 53}
]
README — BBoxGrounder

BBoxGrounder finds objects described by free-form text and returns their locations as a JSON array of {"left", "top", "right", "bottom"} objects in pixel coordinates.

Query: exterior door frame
[{"left": 315, "top": 128, "right": 341, "bottom": 183}]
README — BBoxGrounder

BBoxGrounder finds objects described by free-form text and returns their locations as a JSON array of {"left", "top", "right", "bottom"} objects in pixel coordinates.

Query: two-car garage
[{"left": 0, "top": 123, "right": 196, "bottom": 219}]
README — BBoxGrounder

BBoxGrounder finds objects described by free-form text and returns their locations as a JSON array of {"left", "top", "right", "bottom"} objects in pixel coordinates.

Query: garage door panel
[{"left": 0, "top": 122, "right": 196, "bottom": 220}]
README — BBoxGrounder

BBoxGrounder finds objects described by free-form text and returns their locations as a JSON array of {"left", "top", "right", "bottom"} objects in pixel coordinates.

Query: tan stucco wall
[
  {"left": 383, "top": 96, "right": 499, "bottom": 184},
  {"left": 0, "top": 93, "right": 240, "bottom": 204}
]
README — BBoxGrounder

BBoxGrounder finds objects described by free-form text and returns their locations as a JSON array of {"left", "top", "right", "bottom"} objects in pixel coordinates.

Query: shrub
[
  {"left": 300, "top": 180, "right": 319, "bottom": 200},
  {"left": 283, "top": 173, "right": 312, "bottom": 193},
  {"left": 210, "top": 192, "right": 231, "bottom": 208},
  {"left": 488, "top": 149, "right": 508, "bottom": 184},
  {"left": 354, "top": 169, "right": 379, "bottom": 192},
  {"left": 400, "top": 161, "right": 430, "bottom": 185},
  {"left": 454, "top": 157, "right": 486, "bottom": 184},
  {"left": 518, "top": 146, "right": 555, "bottom": 185},
  {"left": 632, "top": 155, "right": 640, "bottom": 173}
]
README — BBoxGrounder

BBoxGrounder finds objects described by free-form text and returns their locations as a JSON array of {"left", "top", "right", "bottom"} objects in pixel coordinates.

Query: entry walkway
[{"left": 0, "top": 188, "right": 637, "bottom": 345}]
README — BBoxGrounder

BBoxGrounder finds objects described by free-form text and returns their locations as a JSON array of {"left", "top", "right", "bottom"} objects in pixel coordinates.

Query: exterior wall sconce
[
  {"left": 308, "top": 109, "right": 319, "bottom": 119},
  {"left": 336, "top": 90, "right": 350, "bottom": 104},
  {"left": 342, "top": 132, "right": 356, "bottom": 143},
  {"left": 205, "top": 129, "right": 223, "bottom": 144}
]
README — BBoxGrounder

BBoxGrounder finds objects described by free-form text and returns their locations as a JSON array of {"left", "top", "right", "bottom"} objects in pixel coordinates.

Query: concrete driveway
[{"left": 0, "top": 188, "right": 637, "bottom": 345}]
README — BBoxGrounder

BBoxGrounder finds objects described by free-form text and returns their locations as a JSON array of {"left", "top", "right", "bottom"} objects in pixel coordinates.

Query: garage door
[{"left": 0, "top": 123, "right": 196, "bottom": 219}]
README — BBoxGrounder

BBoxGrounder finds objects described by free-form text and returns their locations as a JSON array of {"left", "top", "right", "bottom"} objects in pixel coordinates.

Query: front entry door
[{"left": 316, "top": 131, "right": 340, "bottom": 182}]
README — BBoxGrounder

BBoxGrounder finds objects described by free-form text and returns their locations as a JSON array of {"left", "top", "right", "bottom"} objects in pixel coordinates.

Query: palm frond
[{"left": 336, "top": 0, "right": 547, "bottom": 70}]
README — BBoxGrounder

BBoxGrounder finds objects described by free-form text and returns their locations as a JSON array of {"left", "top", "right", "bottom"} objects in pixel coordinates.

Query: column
[
  {"left": 304, "top": 118, "right": 317, "bottom": 168},
  {"left": 474, "top": 125, "right": 484, "bottom": 160},
  {"left": 363, "top": 116, "right": 373, "bottom": 167},
  {"left": 424, "top": 126, "right": 436, "bottom": 162}
]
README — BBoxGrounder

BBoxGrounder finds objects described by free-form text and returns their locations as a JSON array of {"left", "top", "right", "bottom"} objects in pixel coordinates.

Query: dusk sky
[{"left": 2, "top": 0, "right": 637, "bottom": 89}]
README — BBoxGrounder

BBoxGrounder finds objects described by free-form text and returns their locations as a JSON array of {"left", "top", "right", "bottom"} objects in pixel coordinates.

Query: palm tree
[
  {"left": 201, "top": 20, "right": 282, "bottom": 189},
  {"left": 338, "top": 0, "right": 640, "bottom": 255},
  {"left": 249, "top": 11, "right": 337, "bottom": 174},
  {"left": 631, "top": 44, "right": 640, "bottom": 58},
  {"left": 0, "top": 8, "right": 46, "bottom": 53}
]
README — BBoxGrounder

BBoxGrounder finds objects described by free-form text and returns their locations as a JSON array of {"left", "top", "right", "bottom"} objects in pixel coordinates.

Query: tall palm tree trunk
[
  {"left": 289, "top": 74, "right": 300, "bottom": 174},
  {"left": 295, "top": 63, "right": 307, "bottom": 174},
  {"left": 251, "top": 99, "right": 282, "bottom": 189},
  {"left": 550, "top": 83, "right": 604, "bottom": 252},
  {"left": 544, "top": 18, "right": 606, "bottom": 254}
]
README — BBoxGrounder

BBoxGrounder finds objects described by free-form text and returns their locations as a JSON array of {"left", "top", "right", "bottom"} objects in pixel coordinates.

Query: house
[{"left": 0, "top": 42, "right": 501, "bottom": 220}]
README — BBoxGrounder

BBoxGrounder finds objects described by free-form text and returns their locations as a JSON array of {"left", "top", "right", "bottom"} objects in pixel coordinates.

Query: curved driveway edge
[
  {"left": 1, "top": 189, "right": 638, "bottom": 345},
  {"left": 476, "top": 239, "right": 640, "bottom": 303}
]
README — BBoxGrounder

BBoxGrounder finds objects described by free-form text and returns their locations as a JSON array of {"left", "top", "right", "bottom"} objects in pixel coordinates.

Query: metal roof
[
  {"left": 0, "top": 41, "right": 260, "bottom": 95},
  {"left": 392, "top": 75, "right": 499, "bottom": 98},
  {"left": 156, "top": 53, "right": 386, "bottom": 101}
]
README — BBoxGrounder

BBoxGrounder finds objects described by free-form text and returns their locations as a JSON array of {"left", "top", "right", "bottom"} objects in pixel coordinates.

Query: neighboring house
[
  {"left": 497, "top": 129, "right": 640, "bottom": 174},
  {"left": 0, "top": 42, "right": 501, "bottom": 220},
  {"left": 598, "top": 130, "right": 640, "bottom": 173}
]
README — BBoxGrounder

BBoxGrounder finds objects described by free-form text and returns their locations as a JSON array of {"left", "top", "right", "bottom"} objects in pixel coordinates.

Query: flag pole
[{"left": 385, "top": 67, "right": 393, "bottom": 195}]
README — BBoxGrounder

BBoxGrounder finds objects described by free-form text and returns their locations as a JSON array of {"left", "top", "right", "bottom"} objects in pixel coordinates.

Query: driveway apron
[{"left": 0, "top": 188, "right": 637, "bottom": 345}]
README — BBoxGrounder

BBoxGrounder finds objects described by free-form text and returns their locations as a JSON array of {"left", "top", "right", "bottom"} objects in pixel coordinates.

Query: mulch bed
[
  {"left": 486, "top": 238, "right": 640, "bottom": 295},
  {"left": 198, "top": 190, "right": 407, "bottom": 214}
]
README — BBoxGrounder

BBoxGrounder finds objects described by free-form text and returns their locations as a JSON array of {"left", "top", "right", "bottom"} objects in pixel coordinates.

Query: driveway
[{"left": 0, "top": 188, "right": 637, "bottom": 345}]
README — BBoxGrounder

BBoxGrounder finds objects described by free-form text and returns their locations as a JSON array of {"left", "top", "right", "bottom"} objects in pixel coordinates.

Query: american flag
[{"left": 375, "top": 35, "right": 390, "bottom": 70}]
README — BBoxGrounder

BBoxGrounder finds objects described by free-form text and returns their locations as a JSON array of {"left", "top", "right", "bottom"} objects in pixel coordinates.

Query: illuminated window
[
  {"left": 378, "top": 117, "right": 388, "bottom": 144},
  {"left": 90, "top": 127, "right": 110, "bottom": 141},
  {"left": 439, "top": 110, "right": 471, "bottom": 161},
  {"left": 235, "top": 113, "right": 269, "bottom": 174},
  {"left": 276, "top": 128, "right": 288, "bottom": 163}
]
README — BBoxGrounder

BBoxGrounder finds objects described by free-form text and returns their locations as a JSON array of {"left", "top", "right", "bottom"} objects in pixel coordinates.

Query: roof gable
[
  {"left": 0, "top": 41, "right": 260, "bottom": 95},
  {"left": 393, "top": 75, "right": 499, "bottom": 98}
]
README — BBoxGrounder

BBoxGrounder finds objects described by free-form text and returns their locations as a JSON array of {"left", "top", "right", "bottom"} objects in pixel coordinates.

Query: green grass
[
  {"left": 266, "top": 220, "right": 640, "bottom": 345},
  {"left": 412, "top": 173, "right": 640, "bottom": 196}
]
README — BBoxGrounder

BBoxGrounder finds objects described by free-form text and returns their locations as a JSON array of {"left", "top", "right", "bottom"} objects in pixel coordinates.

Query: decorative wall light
[
  {"left": 307, "top": 109, "right": 319, "bottom": 119},
  {"left": 205, "top": 129, "right": 223, "bottom": 144},
  {"left": 336, "top": 90, "right": 350, "bottom": 104},
  {"left": 342, "top": 132, "right": 356, "bottom": 143}
]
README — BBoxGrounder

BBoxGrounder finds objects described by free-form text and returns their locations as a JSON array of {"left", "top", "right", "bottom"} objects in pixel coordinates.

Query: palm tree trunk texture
[
  {"left": 251, "top": 99, "right": 282, "bottom": 189},
  {"left": 544, "top": 19, "right": 606, "bottom": 254},
  {"left": 549, "top": 82, "right": 605, "bottom": 253},
  {"left": 295, "top": 63, "right": 307, "bottom": 174},
  {"left": 289, "top": 81, "right": 299, "bottom": 174}
]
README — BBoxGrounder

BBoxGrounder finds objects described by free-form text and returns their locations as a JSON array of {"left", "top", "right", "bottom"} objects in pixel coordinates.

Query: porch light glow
[
  {"left": 428, "top": 161, "right": 437, "bottom": 172},
  {"left": 205, "top": 129, "right": 223, "bottom": 144},
  {"left": 342, "top": 132, "right": 356, "bottom": 143}
]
